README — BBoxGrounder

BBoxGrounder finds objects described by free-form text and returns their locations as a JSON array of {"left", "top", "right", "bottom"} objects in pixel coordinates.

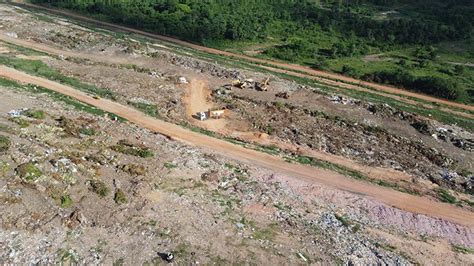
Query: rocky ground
[
  {"left": 0, "top": 3, "right": 473, "bottom": 264},
  {"left": 1, "top": 3, "right": 472, "bottom": 198},
  {"left": 1, "top": 78, "right": 473, "bottom": 265}
]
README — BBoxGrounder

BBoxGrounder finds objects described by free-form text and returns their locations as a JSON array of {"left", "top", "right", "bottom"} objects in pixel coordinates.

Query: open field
[{"left": 0, "top": 3, "right": 473, "bottom": 264}]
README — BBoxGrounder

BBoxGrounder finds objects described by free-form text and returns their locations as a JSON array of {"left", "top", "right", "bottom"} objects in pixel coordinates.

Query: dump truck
[{"left": 197, "top": 109, "right": 226, "bottom": 121}]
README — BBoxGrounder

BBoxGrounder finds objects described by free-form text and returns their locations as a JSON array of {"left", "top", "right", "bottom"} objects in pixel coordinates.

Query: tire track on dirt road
[
  {"left": 1, "top": 65, "right": 473, "bottom": 228},
  {"left": 11, "top": 1, "right": 474, "bottom": 113}
]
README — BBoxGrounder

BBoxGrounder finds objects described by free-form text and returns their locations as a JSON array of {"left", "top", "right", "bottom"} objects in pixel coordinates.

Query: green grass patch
[
  {"left": 128, "top": 101, "right": 158, "bottom": 117},
  {"left": 24, "top": 109, "right": 46, "bottom": 119},
  {"left": 111, "top": 140, "right": 154, "bottom": 158},
  {"left": 9, "top": 117, "right": 30, "bottom": 128},
  {"left": 437, "top": 188, "right": 457, "bottom": 204},
  {"left": 252, "top": 225, "right": 276, "bottom": 241},
  {"left": 335, "top": 214, "right": 351, "bottom": 227},
  {"left": 3, "top": 42, "right": 48, "bottom": 56},
  {"left": 0, "top": 77, "right": 124, "bottom": 121},
  {"left": 114, "top": 189, "right": 128, "bottom": 204},
  {"left": 60, "top": 194, "right": 73, "bottom": 208},
  {"left": 0, "top": 135, "right": 11, "bottom": 153},
  {"left": 451, "top": 244, "right": 474, "bottom": 254},
  {"left": 78, "top": 127, "right": 96, "bottom": 136},
  {"left": 0, "top": 55, "right": 117, "bottom": 99},
  {"left": 164, "top": 162, "right": 177, "bottom": 169},
  {"left": 291, "top": 155, "right": 368, "bottom": 180},
  {"left": 89, "top": 179, "right": 109, "bottom": 198},
  {"left": 57, "top": 248, "right": 79, "bottom": 264},
  {"left": 16, "top": 162, "right": 42, "bottom": 181}
]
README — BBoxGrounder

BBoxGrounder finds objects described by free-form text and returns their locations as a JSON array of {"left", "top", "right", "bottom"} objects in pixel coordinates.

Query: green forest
[{"left": 31, "top": 0, "right": 474, "bottom": 103}]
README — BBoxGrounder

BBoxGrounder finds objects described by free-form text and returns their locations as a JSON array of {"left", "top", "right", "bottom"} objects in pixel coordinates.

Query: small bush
[
  {"left": 274, "top": 101, "right": 285, "bottom": 109},
  {"left": 24, "top": 109, "right": 45, "bottom": 119},
  {"left": 335, "top": 214, "right": 351, "bottom": 227},
  {"left": 120, "top": 164, "right": 147, "bottom": 176},
  {"left": 89, "top": 180, "right": 109, "bottom": 197},
  {"left": 451, "top": 244, "right": 474, "bottom": 254},
  {"left": 164, "top": 162, "right": 177, "bottom": 169},
  {"left": 111, "top": 140, "right": 154, "bottom": 158},
  {"left": 78, "top": 127, "right": 96, "bottom": 136},
  {"left": 0, "top": 135, "right": 11, "bottom": 153},
  {"left": 9, "top": 117, "right": 30, "bottom": 128},
  {"left": 114, "top": 189, "right": 127, "bottom": 204},
  {"left": 437, "top": 188, "right": 457, "bottom": 204},
  {"left": 60, "top": 195, "right": 73, "bottom": 208},
  {"left": 16, "top": 162, "right": 42, "bottom": 181},
  {"left": 352, "top": 223, "right": 361, "bottom": 233}
]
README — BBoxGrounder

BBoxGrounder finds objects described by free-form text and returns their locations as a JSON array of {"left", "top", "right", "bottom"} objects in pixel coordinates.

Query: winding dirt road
[
  {"left": 1, "top": 65, "right": 473, "bottom": 228},
  {"left": 11, "top": 1, "right": 474, "bottom": 113}
]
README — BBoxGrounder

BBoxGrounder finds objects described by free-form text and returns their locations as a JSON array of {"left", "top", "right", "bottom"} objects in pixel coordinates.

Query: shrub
[
  {"left": 451, "top": 244, "right": 474, "bottom": 254},
  {"left": 60, "top": 195, "right": 73, "bottom": 208},
  {"left": 114, "top": 189, "right": 127, "bottom": 204},
  {"left": 111, "top": 140, "right": 154, "bottom": 158},
  {"left": 120, "top": 164, "right": 147, "bottom": 175},
  {"left": 16, "top": 162, "right": 42, "bottom": 181},
  {"left": 89, "top": 179, "right": 109, "bottom": 197},
  {"left": 335, "top": 214, "right": 351, "bottom": 227},
  {"left": 437, "top": 188, "right": 457, "bottom": 204},
  {"left": 0, "top": 135, "right": 10, "bottom": 153},
  {"left": 24, "top": 109, "right": 45, "bottom": 119},
  {"left": 78, "top": 127, "right": 96, "bottom": 136},
  {"left": 163, "top": 162, "right": 177, "bottom": 169},
  {"left": 9, "top": 117, "right": 30, "bottom": 128}
]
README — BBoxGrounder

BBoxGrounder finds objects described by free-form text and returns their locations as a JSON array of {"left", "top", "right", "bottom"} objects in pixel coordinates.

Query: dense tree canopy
[
  {"left": 32, "top": 0, "right": 474, "bottom": 44},
  {"left": 31, "top": 0, "right": 474, "bottom": 102}
]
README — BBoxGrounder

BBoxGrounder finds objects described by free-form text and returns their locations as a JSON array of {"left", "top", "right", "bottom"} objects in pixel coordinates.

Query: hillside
[
  {"left": 0, "top": 2, "right": 473, "bottom": 264},
  {"left": 30, "top": 0, "right": 474, "bottom": 103}
]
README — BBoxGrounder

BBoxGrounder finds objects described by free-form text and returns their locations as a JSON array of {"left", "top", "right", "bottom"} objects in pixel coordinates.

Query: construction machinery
[
  {"left": 256, "top": 77, "right": 270, "bottom": 91},
  {"left": 230, "top": 78, "right": 270, "bottom": 91}
]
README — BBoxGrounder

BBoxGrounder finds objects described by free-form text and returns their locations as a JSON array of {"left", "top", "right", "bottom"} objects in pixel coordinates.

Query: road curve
[
  {"left": 1, "top": 65, "right": 473, "bottom": 227},
  {"left": 11, "top": 1, "right": 474, "bottom": 112}
]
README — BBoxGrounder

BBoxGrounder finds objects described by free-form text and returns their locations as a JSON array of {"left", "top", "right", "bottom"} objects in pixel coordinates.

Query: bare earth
[{"left": 2, "top": 65, "right": 473, "bottom": 229}]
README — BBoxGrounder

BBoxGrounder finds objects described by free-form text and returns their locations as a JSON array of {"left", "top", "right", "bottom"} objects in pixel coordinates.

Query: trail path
[{"left": 1, "top": 65, "right": 473, "bottom": 227}]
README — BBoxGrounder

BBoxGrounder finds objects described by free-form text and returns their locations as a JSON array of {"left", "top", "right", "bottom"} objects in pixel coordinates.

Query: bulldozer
[{"left": 256, "top": 77, "right": 270, "bottom": 91}]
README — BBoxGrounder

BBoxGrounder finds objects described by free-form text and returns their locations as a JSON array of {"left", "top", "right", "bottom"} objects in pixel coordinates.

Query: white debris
[
  {"left": 52, "top": 158, "right": 77, "bottom": 174},
  {"left": 178, "top": 77, "right": 188, "bottom": 84},
  {"left": 8, "top": 108, "right": 28, "bottom": 118},
  {"left": 5, "top": 32, "right": 17, "bottom": 38}
]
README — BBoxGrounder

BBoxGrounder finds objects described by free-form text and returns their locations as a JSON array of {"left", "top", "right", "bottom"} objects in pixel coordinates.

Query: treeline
[
  {"left": 30, "top": 0, "right": 473, "bottom": 102},
  {"left": 31, "top": 0, "right": 474, "bottom": 45},
  {"left": 362, "top": 71, "right": 460, "bottom": 100}
]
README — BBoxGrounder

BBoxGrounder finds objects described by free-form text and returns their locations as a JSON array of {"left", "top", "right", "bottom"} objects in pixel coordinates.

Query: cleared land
[
  {"left": 2, "top": 65, "right": 473, "bottom": 227},
  {"left": 0, "top": 4, "right": 473, "bottom": 264}
]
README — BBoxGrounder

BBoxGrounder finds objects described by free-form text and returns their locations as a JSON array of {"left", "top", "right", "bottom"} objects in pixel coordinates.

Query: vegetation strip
[{"left": 0, "top": 77, "right": 123, "bottom": 120}]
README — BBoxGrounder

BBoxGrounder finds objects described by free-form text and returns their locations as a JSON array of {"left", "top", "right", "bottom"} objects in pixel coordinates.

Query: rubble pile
[
  {"left": 225, "top": 96, "right": 474, "bottom": 193},
  {"left": 161, "top": 53, "right": 243, "bottom": 79}
]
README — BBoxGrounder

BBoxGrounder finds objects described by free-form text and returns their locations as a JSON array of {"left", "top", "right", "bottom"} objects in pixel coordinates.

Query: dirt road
[
  {"left": 11, "top": 1, "right": 474, "bottom": 112},
  {"left": 2, "top": 33, "right": 473, "bottom": 122},
  {"left": 183, "top": 79, "right": 227, "bottom": 132},
  {"left": 185, "top": 79, "right": 414, "bottom": 184},
  {"left": 1, "top": 65, "right": 473, "bottom": 227}
]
